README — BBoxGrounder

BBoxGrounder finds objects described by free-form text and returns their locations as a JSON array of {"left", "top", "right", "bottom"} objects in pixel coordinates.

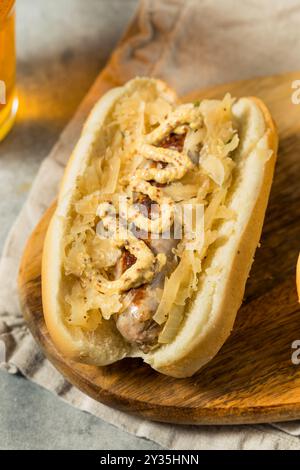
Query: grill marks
[{"left": 120, "top": 131, "right": 186, "bottom": 276}]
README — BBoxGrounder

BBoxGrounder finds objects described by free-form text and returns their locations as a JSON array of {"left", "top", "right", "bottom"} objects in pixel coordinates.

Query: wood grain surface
[{"left": 19, "top": 71, "right": 300, "bottom": 424}]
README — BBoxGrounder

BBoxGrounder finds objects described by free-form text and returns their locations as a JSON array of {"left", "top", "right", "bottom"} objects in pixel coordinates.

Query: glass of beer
[{"left": 0, "top": 0, "right": 18, "bottom": 141}]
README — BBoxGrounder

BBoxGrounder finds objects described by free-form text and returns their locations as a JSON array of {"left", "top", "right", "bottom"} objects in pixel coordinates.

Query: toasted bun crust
[{"left": 42, "top": 78, "right": 278, "bottom": 377}]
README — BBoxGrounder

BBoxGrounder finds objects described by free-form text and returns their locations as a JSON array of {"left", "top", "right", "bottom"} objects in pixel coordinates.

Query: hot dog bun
[{"left": 42, "top": 78, "right": 278, "bottom": 378}]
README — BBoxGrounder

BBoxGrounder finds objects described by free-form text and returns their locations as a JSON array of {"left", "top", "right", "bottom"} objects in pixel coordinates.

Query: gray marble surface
[
  {"left": 0, "top": 372, "right": 161, "bottom": 450},
  {"left": 0, "top": 0, "right": 162, "bottom": 450}
]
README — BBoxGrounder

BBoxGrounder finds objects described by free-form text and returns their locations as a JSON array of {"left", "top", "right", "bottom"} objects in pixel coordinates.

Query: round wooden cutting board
[{"left": 19, "top": 71, "right": 300, "bottom": 425}]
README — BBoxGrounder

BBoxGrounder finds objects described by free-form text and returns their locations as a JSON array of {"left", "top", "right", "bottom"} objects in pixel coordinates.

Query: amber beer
[{"left": 0, "top": 0, "right": 17, "bottom": 141}]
